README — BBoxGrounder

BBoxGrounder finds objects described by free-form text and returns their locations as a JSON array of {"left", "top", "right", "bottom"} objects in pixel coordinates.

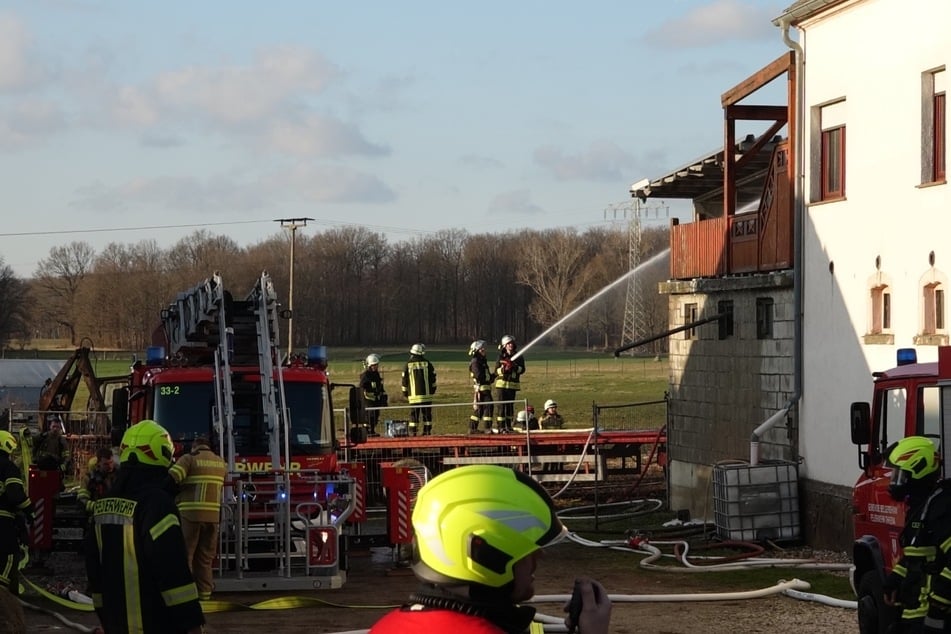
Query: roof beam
[
  {"left": 721, "top": 51, "right": 794, "bottom": 107},
  {"left": 725, "top": 104, "right": 788, "bottom": 122}
]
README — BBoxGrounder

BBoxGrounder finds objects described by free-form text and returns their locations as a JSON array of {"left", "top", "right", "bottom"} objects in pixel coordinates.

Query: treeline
[{"left": 0, "top": 225, "right": 671, "bottom": 353}]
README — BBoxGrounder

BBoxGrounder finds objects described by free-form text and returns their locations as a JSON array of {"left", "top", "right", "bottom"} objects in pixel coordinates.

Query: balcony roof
[{"left": 632, "top": 140, "right": 777, "bottom": 214}]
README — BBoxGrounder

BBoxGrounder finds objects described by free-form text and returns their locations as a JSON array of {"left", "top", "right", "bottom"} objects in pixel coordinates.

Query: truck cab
[{"left": 850, "top": 347, "right": 945, "bottom": 633}]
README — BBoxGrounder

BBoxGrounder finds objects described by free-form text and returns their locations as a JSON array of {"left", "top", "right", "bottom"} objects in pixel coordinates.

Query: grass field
[{"left": 66, "top": 347, "right": 670, "bottom": 433}]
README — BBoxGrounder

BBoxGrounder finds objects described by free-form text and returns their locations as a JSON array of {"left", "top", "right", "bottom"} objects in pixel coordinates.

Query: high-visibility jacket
[
  {"left": 494, "top": 350, "right": 525, "bottom": 391},
  {"left": 370, "top": 606, "right": 544, "bottom": 633},
  {"left": 401, "top": 355, "right": 437, "bottom": 404},
  {"left": 85, "top": 467, "right": 205, "bottom": 633},
  {"left": 886, "top": 480, "right": 951, "bottom": 624},
  {"left": 360, "top": 368, "right": 386, "bottom": 404},
  {"left": 0, "top": 453, "right": 31, "bottom": 522},
  {"left": 169, "top": 445, "right": 226, "bottom": 524},
  {"left": 470, "top": 356, "right": 493, "bottom": 392},
  {"left": 1, "top": 451, "right": 32, "bottom": 591}
]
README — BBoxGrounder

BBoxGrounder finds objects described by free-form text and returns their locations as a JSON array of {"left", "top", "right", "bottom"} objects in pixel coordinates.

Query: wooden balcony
[{"left": 671, "top": 141, "right": 793, "bottom": 280}]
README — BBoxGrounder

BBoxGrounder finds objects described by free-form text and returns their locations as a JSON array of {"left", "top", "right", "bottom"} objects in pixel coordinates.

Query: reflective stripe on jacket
[
  {"left": 85, "top": 479, "right": 204, "bottom": 633},
  {"left": 402, "top": 357, "right": 437, "bottom": 404},
  {"left": 169, "top": 446, "right": 227, "bottom": 523}
]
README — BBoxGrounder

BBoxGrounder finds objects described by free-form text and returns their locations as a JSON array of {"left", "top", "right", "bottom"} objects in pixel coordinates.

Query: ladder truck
[{"left": 112, "top": 271, "right": 356, "bottom": 590}]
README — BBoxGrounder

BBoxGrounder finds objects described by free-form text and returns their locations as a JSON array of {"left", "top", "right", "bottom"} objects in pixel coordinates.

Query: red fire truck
[
  {"left": 109, "top": 271, "right": 357, "bottom": 590},
  {"left": 849, "top": 347, "right": 948, "bottom": 633}
]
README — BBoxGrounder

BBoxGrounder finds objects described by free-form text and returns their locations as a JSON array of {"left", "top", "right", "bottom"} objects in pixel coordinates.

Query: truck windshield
[
  {"left": 152, "top": 380, "right": 332, "bottom": 456},
  {"left": 152, "top": 382, "right": 214, "bottom": 441}
]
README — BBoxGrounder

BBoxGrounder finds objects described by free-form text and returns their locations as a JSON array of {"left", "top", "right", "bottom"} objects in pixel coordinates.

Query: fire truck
[
  {"left": 849, "top": 347, "right": 949, "bottom": 633},
  {"left": 109, "top": 271, "right": 357, "bottom": 590}
]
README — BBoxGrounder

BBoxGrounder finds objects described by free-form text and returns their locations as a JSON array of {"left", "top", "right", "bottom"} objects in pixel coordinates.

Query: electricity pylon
[{"left": 605, "top": 200, "right": 668, "bottom": 355}]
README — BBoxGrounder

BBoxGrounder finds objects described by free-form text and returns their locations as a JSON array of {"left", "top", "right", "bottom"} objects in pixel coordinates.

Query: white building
[{"left": 641, "top": 0, "right": 949, "bottom": 548}]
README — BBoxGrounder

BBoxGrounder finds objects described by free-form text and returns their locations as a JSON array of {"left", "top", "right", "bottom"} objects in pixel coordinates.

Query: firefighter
[
  {"left": 169, "top": 434, "right": 227, "bottom": 602},
  {"left": 369, "top": 465, "right": 612, "bottom": 633},
  {"left": 33, "top": 417, "right": 71, "bottom": 484},
  {"left": 515, "top": 407, "right": 539, "bottom": 431},
  {"left": 493, "top": 335, "right": 525, "bottom": 433},
  {"left": 85, "top": 420, "right": 205, "bottom": 634},
  {"left": 539, "top": 399, "right": 565, "bottom": 429},
  {"left": 77, "top": 446, "right": 117, "bottom": 516},
  {"left": 0, "top": 430, "right": 33, "bottom": 597},
  {"left": 401, "top": 343, "right": 437, "bottom": 436},
  {"left": 360, "top": 354, "right": 387, "bottom": 437},
  {"left": 882, "top": 436, "right": 951, "bottom": 633},
  {"left": 468, "top": 340, "right": 494, "bottom": 434}
]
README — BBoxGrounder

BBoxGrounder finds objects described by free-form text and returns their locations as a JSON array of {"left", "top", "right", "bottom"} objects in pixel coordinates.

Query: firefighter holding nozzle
[{"left": 882, "top": 436, "right": 951, "bottom": 633}]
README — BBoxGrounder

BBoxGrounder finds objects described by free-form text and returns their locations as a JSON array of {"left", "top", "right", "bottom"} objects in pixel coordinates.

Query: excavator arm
[{"left": 38, "top": 346, "right": 110, "bottom": 422}]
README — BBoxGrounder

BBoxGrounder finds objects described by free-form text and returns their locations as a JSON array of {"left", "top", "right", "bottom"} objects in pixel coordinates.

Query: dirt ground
[{"left": 19, "top": 540, "right": 858, "bottom": 634}]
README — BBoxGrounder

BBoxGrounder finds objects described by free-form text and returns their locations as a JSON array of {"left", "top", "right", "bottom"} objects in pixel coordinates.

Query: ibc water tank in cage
[{"left": 712, "top": 461, "right": 800, "bottom": 543}]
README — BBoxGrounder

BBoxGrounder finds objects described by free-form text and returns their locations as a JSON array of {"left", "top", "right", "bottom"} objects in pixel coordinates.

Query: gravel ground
[{"left": 16, "top": 544, "right": 860, "bottom": 633}]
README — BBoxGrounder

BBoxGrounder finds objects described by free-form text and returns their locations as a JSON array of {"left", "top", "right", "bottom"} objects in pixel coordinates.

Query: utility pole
[{"left": 275, "top": 217, "right": 314, "bottom": 360}]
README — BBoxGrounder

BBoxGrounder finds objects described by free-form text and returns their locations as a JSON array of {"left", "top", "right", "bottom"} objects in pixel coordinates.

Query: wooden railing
[{"left": 670, "top": 141, "right": 793, "bottom": 280}]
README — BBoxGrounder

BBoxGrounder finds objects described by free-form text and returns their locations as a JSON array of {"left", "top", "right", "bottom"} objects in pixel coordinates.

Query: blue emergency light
[
  {"left": 308, "top": 345, "right": 328, "bottom": 366},
  {"left": 896, "top": 348, "right": 917, "bottom": 366},
  {"left": 146, "top": 346, "right": 165, "bottom": 365}
]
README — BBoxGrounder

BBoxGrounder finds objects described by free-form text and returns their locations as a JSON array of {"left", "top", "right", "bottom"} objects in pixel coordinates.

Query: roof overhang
[{"left": 631, "top": 52, "right": 794, "bottom": 219}]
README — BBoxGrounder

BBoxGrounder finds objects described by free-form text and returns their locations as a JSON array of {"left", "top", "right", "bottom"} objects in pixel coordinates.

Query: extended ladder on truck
[{"left": 160, "top": 271, "right": 354, "bottom": 590}]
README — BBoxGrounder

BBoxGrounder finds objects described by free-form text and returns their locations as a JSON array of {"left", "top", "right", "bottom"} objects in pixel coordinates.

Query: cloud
[
  {"left": 643, "top": 0, "right": 777, "bottom": 49},
  {"left": 263, "top": 114, "right": 389, "bottom": 157},
  {"left": 0, "top": 13, "right": 51, "bottom": 92},
  {"left": 71, "top": 161, "right": 397, "bottom": 213},
  {"left": 151, "top": 47, "right": 338, "bottom": 124},
  {"left": 488, "top": 189, "right": 543, "bottom": 215},
  {"left": 275, "top": 164, "right": 396, "bottom": 203},
  {"left": 459, "top": 154, "right": 504, "bottom": 170},
  {"left": 71, "top": 175, "right": 270, "bottom": 213},
  {"left": 0, "top": 98, "right": 65, "bottom": 148},
  {"left": 105, "top": 47, "right": 386, "bottom": 158},
  {"left": 534, "top": 140, "right": 635, "bottom": 182}
]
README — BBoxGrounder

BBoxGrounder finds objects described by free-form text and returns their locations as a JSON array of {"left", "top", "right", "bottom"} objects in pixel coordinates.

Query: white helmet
[
  {"left": 501, "top": 335, "right": 515, "bottom": 346},
  {"left": 469, "top": 340, "right": 485, "bottom": 356},
  {"left": 516, "top": 410, "right": 528, "bottom": 423},
  {"left": 544, "top": 399, "right": 557, "bottom": 410},
  {"left": 410, "top": 343, "right": 426, "bottom": 355},
  {"left": 366, "top": 354, "right": 380, "bottom": 366}
]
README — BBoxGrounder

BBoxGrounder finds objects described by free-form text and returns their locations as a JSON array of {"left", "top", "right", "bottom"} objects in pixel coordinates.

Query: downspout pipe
[{"left": 751, "top": 17, "right": 805, "bottom": 466}]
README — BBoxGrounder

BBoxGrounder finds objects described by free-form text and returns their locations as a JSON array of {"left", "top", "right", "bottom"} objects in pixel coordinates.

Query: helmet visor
[{"left": 890, "top": 465, "right": 912, "bottom": 489}]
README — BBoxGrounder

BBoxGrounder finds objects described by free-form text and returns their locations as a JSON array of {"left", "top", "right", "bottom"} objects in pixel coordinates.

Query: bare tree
[
  {"left": 0, "top": 258, "right": 31, "bottom": 349},
  {"left": 516, "top": 229, "right": 596, "bottom": 347},
  {"left": 34, "top": 242, "right": 96, "bottom": 346}
]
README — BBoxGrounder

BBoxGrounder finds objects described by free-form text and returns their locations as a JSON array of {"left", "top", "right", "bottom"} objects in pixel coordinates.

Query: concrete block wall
[{"left": 660, "top": 273, "right": 796, "bottom": 523}]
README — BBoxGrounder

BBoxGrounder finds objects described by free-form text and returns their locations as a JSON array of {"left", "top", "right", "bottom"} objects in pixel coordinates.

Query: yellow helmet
[
  {"left": 412, "top": 465, "right": 567, "bottom": 588},
  {"left": 0, "top": 430, "right": 17, "bottom": 454},
  {"left": 887, "top": 436, "right": 940, "bottom": 500},
  {"left": 119, "top": 420, "right": 174, "bottom": 467}
]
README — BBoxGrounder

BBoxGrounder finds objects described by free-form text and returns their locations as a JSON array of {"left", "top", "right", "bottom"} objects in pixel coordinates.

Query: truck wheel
[{"left": 857, "top": 570, "right": 898, "bottom": 634}]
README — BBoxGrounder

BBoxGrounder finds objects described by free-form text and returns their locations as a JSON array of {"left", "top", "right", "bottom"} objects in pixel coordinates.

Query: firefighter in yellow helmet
[
  {"left": 370, "top": 465, "right": 612, "bottom": 633},
  {"left": 882, "top": 436, "right": 951, "bottom": 633},
  {"left": 0, "top": 430, "right": 32, "bottom": 597},
  {"left": 84, "top": 420, "right": 204, "bottom": 634}
]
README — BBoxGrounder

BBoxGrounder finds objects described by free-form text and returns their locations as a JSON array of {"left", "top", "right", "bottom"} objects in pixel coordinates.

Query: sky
[{"left": 0, "top": 0, "right": 792, "bottom": 278}]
